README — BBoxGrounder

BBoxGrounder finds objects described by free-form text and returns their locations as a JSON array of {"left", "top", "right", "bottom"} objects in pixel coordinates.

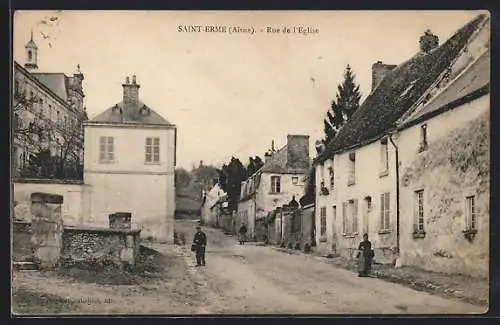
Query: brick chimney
[
  {"left": 286, "top": 135, "right": 310, "bottom": 171},
  {"left": 371, "top": 61, "right": 397, "bottom": 92},
  {"left": 122, "top": 75, "right": 140, "bottom": 116}
]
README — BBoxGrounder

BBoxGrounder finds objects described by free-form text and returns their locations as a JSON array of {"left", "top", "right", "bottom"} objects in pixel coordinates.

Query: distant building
[
  {"left": 83, "top": 75, "right": 177, "bottom": 243},
  {"left": 313, "top": 13, "right": 490, "bottom": 278},
  {"left": 13, "top": 33, "right": 87, "bottom": 176},
  {"left": 237, "top": 135, "right": 310, "bottom": 239},
  {"left": 200, "top": 183, "right": 227, "bottom": 227}
]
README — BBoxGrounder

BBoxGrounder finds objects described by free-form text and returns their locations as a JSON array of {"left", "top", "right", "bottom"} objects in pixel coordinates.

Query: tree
[
  {"left": 323, "top": 64, "right": 362, "bottom": 144},
  {"left": 218, "top": 157, "right": 247, "bottom": 212},
  {"left": 175, "top": 168, "right": 193, "bottom": 188}
]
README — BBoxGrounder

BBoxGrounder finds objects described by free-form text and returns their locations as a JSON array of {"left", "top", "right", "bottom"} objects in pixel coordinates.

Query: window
[
  {"left": 363, "top": 197, "right": 372, "bottom": 233},
  {"left": 329, "top": 166, "right": 335, "bottom": 189},
  {"left": 320, "top": 207, "right": 327, "bottom": 237},
  {"left": 271, "top": 176, "right": 281, "bottom": 193},
  {"left": 414, "top": 190, "right": 425, "bottom": 232},
  {"left": 145, "top": 137, "right": 160, "bottom": 163},
  {"left": 342, "top": 200, "right": 358, "bottom": 235},
  {"left": 465, "top": 195, "right": 477, "bottom": 231},
  {"left": 380, "top": 138, "right": 389, "bottom": 176},
  {"left": 57, "top": 110, "right": 61, "bottom": 123},
  {"left": 292, "top": 176, "right": 298, "bottom": 185},
  {"left": 28, "top": 50, "right": 32, "bottom": 61},
  {"left": 380, "top": 192, "right": 391, "bottom": 231},
  {"left": 99, "top": 136, "right": 114, "bottom": 163},
  {"left": 332, "top": 205, "right": 337, "bottom": 221},
  {"left": 420, "top": 124, "right": 428, "bottom": 151},
  {"left": 48, "top": 105, "right": 53, "bottom": 119},
  {"left": 348, "top": 152, "right": 356, "bottom": 185}
]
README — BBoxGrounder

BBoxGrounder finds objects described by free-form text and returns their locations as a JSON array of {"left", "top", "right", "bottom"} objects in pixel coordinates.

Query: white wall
[
  {"left": 13, "top": 181, "right": 89, "bottom": 226},
  {"left": 256, "top": 172, "right": 305, "bottom": 219},
  {"left": 316, "top": 140, "right": 398, "bottom": 261},
  {"left": 84, "top": 124, "right": 176, "bottom": 243}
]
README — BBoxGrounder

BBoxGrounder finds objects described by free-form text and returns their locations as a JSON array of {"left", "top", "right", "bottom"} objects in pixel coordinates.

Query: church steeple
[{"left": 24, "top": 30, "right": 38, "bottom": 71}]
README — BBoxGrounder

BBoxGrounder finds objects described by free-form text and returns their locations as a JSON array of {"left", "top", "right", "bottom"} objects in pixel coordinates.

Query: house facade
[
  {"left": 397, "top": 50, "right": 490, "bottom": 279},
  {"left": 313, "top": 14, "right": 490, "bottom": 271},
  {"left": 83, "top": 75, "right": 177, "bottom": 243},
  {"left": 200, "top": 183, "right": 227, "bottom": 227},
  {"left": 237, "top": 135, "right": 310, "bottom": 239},
  {"left": 13, "top": 33, "right": 87, "bottom": 176}
]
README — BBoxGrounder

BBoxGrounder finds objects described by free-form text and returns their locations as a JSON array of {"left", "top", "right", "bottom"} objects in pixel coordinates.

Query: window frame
[
  {"left": 348, "top": 152, "right": 356, "bottom": 186},
  {"left": 414, "top": 189, "right": 425, "bottom": 234},
  {"left": 270, "top": 175, "right": 281, "bottom": 194},
  {"left": 320, "top": 206, "right": 327, "bottom": 237},
  {"left": 292, "top": 176, "right": 299, "bottom": 185},
  {"left": 380, "top": 138, "right": 389, "bottom": 177},
  {"left": 145, "top": 137, "right": 161, "bottom": 164},
  {"left": 99, "top": 136, "right": 115, "bottom": 164},
  {"left": 465, "top": 195, "right": 477, "bottom": 231},
  {"left": 379, "top": 192, "right": 391, "bottom": 232}
]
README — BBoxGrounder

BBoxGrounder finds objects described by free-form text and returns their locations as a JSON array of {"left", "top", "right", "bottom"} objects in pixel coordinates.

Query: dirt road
[
  {"left": 169, "top": 220, "right": 485, "bottom": 315},
  {"left": 12, "top": 220, "right": 486, "bottom": 315}
]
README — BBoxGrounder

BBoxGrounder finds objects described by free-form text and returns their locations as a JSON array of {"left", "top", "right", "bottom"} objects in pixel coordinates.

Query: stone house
[
  {"left": 237, "top": 135, "right": 310, "bottom": 239},
  {"left": 200, "top": 183, "right": 227, "bottom": 227},
  {"left": 83, "top": 75, "right": 177, "bottom": 243},
  {"left": 397, "top": 49, "right": 490, "bottom": 279},
  {"left": 313, "top": 14, "right": 489, "bottom": 267},
  {"left": 13, "top": 33, "right": 87, "bottom": 176}
]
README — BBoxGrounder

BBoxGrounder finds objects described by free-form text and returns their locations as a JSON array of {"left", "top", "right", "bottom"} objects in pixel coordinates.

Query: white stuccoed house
[{"left": 83, "top": 75, "right": 177, "bottom": 243}]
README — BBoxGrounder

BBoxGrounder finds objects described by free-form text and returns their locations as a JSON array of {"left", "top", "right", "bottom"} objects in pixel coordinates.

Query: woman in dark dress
[{"left": 357, "top": 233, "right": 374, "bottom": 277}]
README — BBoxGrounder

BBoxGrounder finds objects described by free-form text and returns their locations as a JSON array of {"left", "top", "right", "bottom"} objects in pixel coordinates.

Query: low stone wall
[
  {"left": 60, "top": 226, "right": 141, "bottom": 269},
  {"left": 12, "top": 221, "right": 33, "bottom": 262}
]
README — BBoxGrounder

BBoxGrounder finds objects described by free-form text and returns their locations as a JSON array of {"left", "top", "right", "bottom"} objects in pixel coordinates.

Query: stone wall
[
  {"left": 61, "top": 227, "right": 141, "bottom": 269},
  {"left": 13, "top": 179, "right": 89, "bottom": 226},
  {"left": 399, "top": 110, "right": 489, "bottom": 279},
  {"left": 12, "top": 221, "right": 33, "bottom": 262}
]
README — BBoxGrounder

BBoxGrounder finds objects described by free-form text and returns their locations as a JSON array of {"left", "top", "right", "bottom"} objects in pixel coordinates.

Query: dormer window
[{"left": 348, "top": 152, "right": 356, "bottom": 186}]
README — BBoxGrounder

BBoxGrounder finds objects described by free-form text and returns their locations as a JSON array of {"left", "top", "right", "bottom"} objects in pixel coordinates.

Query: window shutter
[
  {"left": 342, "top": 202, "right": 347, "bottom": 234},
  {"left": 353, "top": 199, "right": 358, "bottom": 233},
  {"left": 385, "top": 192, "right": 390, "bottom": 228}
]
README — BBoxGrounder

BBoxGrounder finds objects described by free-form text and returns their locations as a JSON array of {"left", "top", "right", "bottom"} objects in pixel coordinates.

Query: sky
[{"left": 13, "top": 10, "right": 481, "bottom": 169}]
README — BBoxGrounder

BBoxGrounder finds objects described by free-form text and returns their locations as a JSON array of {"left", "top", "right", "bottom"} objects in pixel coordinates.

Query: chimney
[
  {"left": 264, "top": 140, "right": 276, "bottom": 163},
  {"left": 286, "top": 135, "right": 310, "bottom": 171},
  {"left": 122, "top": 75, "right": 140, "bottom": 116},
  {"left": 371, "top": 61, "right": 397, "bottom": 92},
  {"left": 419, "top": 29, "right": 439, "bottom": 54}
]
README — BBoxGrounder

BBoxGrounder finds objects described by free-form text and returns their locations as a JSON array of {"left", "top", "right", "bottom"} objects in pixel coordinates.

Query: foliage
[
  {"left": 323, "top": 64, "right": 362, "bottom": 144},
  {"left": 175, "top": 168, "right": 192, "bottom": 188},
  {"left": 218, "top": 157, "right": 247, "bottom": 212},
  {"left": 246, "top": 156, "right": 264, "bottom": 177}
]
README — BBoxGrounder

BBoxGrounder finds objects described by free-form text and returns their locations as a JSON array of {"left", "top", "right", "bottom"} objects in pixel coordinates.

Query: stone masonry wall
[
  {"left": 12, "top": 221, "right": 33, "bottom": 262},
  {"left": 61, "top": 227, "right": 141, "bottom": 269},
  {"left": 399, "top": 111, "right": 489, "bottom": 279}
]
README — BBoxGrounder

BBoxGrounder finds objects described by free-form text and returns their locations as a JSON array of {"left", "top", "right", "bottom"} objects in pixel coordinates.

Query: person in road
[
  {"left": 192, "top": 226, "right": 207, "bottom": 266},
  {"left": 238, "top": 223, "right": 248, "bottom": 245},
  {"left": 357, "top": 233, "right": 374, "bottom": 277}
]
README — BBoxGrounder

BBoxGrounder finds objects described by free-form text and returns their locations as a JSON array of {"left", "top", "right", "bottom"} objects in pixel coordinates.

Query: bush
[
  {"left": 287, "top": 242, "right": 293, "bottom": 249},
  {"left": 294, "top": 242, "right": 301, "bottom": 250}
]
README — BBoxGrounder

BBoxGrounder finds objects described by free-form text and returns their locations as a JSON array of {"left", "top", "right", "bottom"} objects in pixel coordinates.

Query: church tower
[{"left": 24, "top": 30, "right": 38, "bottom": 71}]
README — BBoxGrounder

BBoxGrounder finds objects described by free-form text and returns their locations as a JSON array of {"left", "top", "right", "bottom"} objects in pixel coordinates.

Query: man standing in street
[{"left": 192, "top": 226, "right": 207, "bottom": 266}]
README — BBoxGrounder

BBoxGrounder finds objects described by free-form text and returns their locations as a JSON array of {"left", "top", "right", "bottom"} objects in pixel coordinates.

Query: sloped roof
[
  {"left": 89, "top": 101, "right": 173, "bottom": 126},
  {"left": 31, "top": 73, "right": 69, "bottom": 101},
  {"left": 315, "top": 14, "right": 486, "bottom": 165},
  {"left": 261, "top": 145, "right": 288, "bottom": 173},
  {"left": 400, "top": 50, "right": 490, "bottom": 126}
]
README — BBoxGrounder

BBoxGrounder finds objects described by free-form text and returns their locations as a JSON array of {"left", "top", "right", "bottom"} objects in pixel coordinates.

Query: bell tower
[{"left": 24, "top": 30, "right": 38, "bottom": 71}]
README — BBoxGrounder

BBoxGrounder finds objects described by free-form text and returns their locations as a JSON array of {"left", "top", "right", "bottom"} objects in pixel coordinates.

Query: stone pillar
[
  {"left": 109, "top": 212, "right": 132, "bottom": 229},
  {"left": 30, "top": 193, "right": 64, "bottom": 269}
]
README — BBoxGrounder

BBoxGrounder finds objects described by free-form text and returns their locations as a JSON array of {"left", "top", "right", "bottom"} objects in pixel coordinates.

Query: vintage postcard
[{"left": 11, "top": 10, "right": 490, "bottom": 315}]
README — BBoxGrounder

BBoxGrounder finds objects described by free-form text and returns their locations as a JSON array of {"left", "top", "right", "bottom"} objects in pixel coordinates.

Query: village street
[{"left": 13, "top": 219, "right": 484, "bottom": 315}]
